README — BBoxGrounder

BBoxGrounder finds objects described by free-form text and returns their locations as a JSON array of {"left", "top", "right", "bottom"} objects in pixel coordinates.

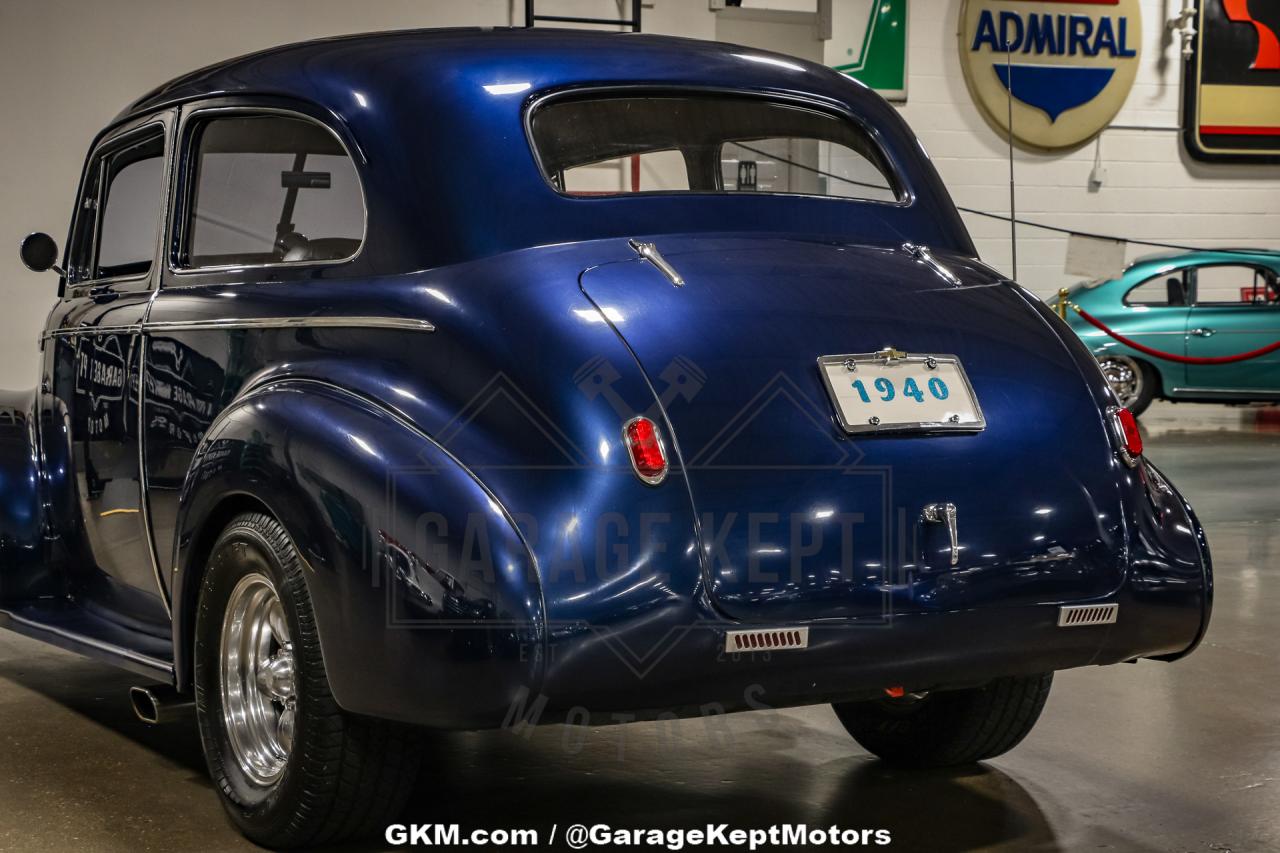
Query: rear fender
[
  {"left": 1122, "top": 460, "right": 1213, "bottom": 662},
  {"left": 1021, "top": 290, "right": 1211, "bottom": 658},
  {"left": 0, "top": 389, "right": 48, "bottom": 601},
  {"left": 172, "top": 380, "right": 544, "bottom": 727}
]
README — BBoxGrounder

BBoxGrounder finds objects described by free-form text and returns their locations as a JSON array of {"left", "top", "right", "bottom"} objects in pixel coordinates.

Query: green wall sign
[{"left": 829, "top": 0, "right": 909, "bottom": 101}]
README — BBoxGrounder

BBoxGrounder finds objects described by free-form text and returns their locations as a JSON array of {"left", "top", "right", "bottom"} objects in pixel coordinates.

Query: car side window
[
  {"left": 66, "top": 127, "right": 166, "bottom": 284},
  {"left": 180, "top": 113, "right": 363, "bottom": 269},
  {"left": 1191, "top": 264, "right": 1279, "bottom": 307},
  {"left": 1124, "top": 270, "right": 1188, "bottom": 307}
]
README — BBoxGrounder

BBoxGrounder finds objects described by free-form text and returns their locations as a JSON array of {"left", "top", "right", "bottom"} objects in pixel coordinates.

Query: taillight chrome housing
[
  {"left": 622, "top": 416, "right": 669, "bottom": 485},
  {"left": 1108, "top": 406, "right": 1143, "bottom": 467}
]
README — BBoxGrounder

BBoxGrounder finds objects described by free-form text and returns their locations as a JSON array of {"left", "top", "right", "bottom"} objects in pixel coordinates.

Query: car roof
[
  {"left": 1127, "top": 248, "right": 1280, "bottom": 272},
  {"left": 120, "top": 28, "right": 837, "bottom": 118},
  {"left": 109, "top": 28, "right": 975, "bottom": 272}
]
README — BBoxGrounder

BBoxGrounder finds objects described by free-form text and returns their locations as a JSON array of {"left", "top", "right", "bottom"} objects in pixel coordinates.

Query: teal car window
[
  {"left": 1124, "top": 270, "right": 1189, "bottom": 307},
  {"left": 1191, "top": 264, "right": 1280, "bottom": 306}
]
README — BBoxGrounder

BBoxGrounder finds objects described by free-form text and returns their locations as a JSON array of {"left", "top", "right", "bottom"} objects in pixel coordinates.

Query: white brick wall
[
  {"left": 0, "top": 0, "right": 1276, "bottom": 387},
  {"left": 898, "top": 1, "right": 1280, "bottom": 294}
]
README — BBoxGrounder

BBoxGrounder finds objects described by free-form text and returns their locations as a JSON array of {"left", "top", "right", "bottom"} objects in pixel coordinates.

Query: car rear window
[{"left": 529, "top": 94, "right": 902, "bottom": 203}]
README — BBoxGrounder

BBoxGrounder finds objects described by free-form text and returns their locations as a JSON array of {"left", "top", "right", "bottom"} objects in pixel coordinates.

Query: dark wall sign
[{"left": 1184, "top": 0, "right": 1280, "bottom": 163}]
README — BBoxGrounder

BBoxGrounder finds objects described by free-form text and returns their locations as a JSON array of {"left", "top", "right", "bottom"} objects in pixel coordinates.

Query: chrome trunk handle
[{"left": 922, "top": 502, "right": 959, "bottom": 566}]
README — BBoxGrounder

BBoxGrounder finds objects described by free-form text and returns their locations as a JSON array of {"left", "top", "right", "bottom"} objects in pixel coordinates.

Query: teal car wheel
[{"left": 1098, "top": 355, "right": 1157, "bottom": 415}]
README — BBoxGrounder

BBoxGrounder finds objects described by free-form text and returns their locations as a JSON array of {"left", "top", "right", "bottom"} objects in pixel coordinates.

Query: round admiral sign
[{"left": 959, "top": 0, "right": 1143, "bottom": 150}]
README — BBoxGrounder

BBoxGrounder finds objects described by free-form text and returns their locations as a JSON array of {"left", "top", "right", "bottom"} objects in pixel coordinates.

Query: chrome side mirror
[{"left": 19, "top": 232, "right": 62, "bottom": 274}]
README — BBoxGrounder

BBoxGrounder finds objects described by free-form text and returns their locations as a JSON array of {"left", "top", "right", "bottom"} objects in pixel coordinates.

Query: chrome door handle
[
  {"left": 922, "top": 502, "right": 959, "bottom": 566},
  {"left": 1190, "top": 328, "right": 1215, "bottom": 337}
]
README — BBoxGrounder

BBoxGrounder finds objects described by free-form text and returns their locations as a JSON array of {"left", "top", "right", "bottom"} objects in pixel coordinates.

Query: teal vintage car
[{"left": 1061, "top": 249, "right": 1280, "bottom": 415}]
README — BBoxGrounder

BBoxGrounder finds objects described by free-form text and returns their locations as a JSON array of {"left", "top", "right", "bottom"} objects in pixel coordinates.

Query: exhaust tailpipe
[{"left": 130, "top": 685, "right": 194, "bottom": 725}]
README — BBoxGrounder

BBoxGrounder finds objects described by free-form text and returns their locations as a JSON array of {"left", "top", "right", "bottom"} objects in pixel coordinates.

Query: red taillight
[
  {"left": 1112, "top": 407, "right": 1143, "bottom": 462},
  {"left": 623, "top": 416, "right": 668, "bottom": 485}
]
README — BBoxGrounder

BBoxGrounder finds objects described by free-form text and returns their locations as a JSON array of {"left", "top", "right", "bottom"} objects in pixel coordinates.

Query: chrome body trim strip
[
  {"left": 1080, "top": 329, "right": 1186, "bottom": 337},
  {"left": 44, "top": 324, "right": 143, "bottom": 339},
  {"left": 136, "top": 337, "right": 171, "bottom": 619},
  {"left": 140, "top": 316, "right": 436, "bottom": 333},
  {"left": 1185, "top": 327, "right": 1280, "bottom": 335},
  {"left": 43, "top": 315, "right": 436, "bottom": 340},
  {"left": 0, "top": 608, "right": 174, "bottom": 677},
  {"left": 1170, "top": 386, "right": 1280, "bottom": 397}
]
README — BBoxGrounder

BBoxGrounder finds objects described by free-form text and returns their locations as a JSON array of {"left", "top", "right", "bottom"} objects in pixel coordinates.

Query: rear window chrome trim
[{"left": 523, "top": 85, "right": 915, "bottom": 208}]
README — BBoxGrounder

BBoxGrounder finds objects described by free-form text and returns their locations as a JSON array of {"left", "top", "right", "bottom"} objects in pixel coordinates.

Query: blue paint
[{"left": 0, "top": 30, "right": 1210, "bottom": 733}]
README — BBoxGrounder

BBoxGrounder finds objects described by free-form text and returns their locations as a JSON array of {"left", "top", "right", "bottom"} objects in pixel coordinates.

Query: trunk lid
[{"left": 582, "top": 235, "right": 1126, "bottom": 624}]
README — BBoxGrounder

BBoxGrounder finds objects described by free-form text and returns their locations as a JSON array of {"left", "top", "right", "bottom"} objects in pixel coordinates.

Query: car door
[
  {"left": 1184, "top": 263, "right": 1280, "bottom": 395},
  {"left": 143, "top": 100, "right": 369, "bottom": 572},
  {"left": 1118, "top": 267, "right": 1193, "bottom": 390},
  {"left": 43, "top": 114, "right": 173, "bottom": 629}
]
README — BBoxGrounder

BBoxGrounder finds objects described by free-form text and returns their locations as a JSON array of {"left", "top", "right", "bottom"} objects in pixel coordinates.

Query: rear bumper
[
  {"left": 348, "top": 459, "right": 1210, "bottom": 729},
  {"left": 359, "top": 533, "right": 1209, "bottom": 729},
  {"left": 522, "top": 583, "right": 1207, "bottom": 725},
  {"left": 518, "top": 460, "right": 1211, "bottom": 726}
]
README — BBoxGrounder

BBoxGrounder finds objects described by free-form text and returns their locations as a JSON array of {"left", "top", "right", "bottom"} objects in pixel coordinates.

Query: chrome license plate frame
[{"left": 817, "top": 351, "right": 986, "bottom": 435}]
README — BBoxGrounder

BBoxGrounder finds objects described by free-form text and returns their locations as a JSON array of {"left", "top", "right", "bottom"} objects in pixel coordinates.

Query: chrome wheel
[
  {"left": 1098, "top": 355, "right": 1143, "bottom": 408},
  {"left": 221, "top": 572, "right": 296, "bottom": 788}
]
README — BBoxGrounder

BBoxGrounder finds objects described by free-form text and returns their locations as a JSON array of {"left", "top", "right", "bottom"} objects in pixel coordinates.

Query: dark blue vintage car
[{"left": 4, "top": 29, "right": 1210, "bottom": 847}]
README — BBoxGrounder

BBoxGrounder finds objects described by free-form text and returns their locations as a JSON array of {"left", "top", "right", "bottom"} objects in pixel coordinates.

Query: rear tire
[
  {"left": 194, "top": 512, "right": 420, "bottom": 848},
  {"left": 833, "top": 673, "right": 1052, "bottom": 768}
]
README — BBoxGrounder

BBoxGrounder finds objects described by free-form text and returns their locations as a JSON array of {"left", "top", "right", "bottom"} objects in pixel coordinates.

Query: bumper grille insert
[
  {"left": 1058, "top": 603, "right": 1119, "bottom": 627},
  {"left": 724, "top": 627, "right": 810, "bottom": 653}
]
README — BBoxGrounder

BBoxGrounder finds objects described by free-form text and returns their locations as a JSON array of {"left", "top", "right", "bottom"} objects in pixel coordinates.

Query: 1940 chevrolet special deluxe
[{"left": 4, "top": 28, "right": 1210, "bottom": 848}]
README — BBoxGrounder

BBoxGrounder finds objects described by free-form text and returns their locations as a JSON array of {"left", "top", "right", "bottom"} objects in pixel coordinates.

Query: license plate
[{"left": 817, "top": 350, "right": 985, "bottom": 434}]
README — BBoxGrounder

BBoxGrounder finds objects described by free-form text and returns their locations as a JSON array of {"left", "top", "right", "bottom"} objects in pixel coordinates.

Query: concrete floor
[{"left": 1, "top": 401, "right": 1277, "bottom": 852}]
